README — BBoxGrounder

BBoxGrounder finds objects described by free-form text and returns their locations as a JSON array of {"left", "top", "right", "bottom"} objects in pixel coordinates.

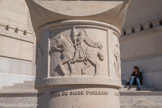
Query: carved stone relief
[
  {"left": 50, "top": 27, "right": 104, "bottom": 77},
  {"left": 113, "top": 33, "right": 121, "bottom": 77}
]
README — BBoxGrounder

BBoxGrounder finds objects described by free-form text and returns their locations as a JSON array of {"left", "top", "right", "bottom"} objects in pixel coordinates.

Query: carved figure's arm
[
  {"left": 73, "top": 37, "right": 83, "bottom": 47},
  {"left": 53, "top": 45, "right": 62, "bottom": 51},
  {"left": 73, "top": 41, "right": 82, "bottom": 47},
  {"left": 84, "top": 36, "right": 103, "bottom": 49}
]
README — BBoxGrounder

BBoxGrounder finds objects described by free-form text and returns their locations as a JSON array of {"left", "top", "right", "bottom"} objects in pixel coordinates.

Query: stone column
[{"left": 26, "top": 0, "right": 131, "bottom": 108}]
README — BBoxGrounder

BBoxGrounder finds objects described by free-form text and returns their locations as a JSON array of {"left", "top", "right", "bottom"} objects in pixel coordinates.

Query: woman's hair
[{"left": 134, "top": 66, "right": 139, "bottom": 73}]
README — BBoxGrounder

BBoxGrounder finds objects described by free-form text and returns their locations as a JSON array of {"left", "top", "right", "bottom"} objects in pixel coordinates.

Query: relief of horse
[{"left": 53, "top": 35, "right": 75, "bottom": 75}]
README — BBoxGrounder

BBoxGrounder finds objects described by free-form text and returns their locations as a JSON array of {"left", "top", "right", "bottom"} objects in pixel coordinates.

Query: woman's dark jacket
[
  {"left": 131, "top": 72, "right": 140, "bottom": 78},
  {"left": 127, "top": 71, "right": 143, "bottom": 85}
]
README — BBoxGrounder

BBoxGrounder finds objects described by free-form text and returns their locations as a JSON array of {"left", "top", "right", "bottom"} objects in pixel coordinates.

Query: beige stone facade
[
  {"left": 25, "top": 0, "right": 130, "bottom": 107},
  {"left": 0, "top": 0, "right": 162, "bottom": 108},
  {"left": 120, "top": 0, "right": 162, "bottom": 90},
  {"left": 0, "top": 0, "right": 36, "bottom": 88}
]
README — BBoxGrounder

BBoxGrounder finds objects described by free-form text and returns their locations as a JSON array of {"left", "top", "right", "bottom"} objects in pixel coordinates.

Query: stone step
[
  {"left": 120, "top": 91, "right": 162, "bottom": 108},
  {"left": 120, "top": 91, "right": 162, "bottom": 96},
  {"left": 0, "top": 82, "right": 162, "bottom": 108},
  {"left": 0, "top": 81, "right": 37, "bottom": 108},
  {"left": 120, "top": 104, "right": 162, "bottom": 108},
  {"left": 14, "top": 82, "right": 35, "bottom": 89},
  {"left": 120, "top": 85, "right": 158, "bottom": 92},
  {"left": 122, "top": 85, "right": 147, "bottom": 88},
  {"left": 15, "top": 81, "right": 35, "bottom": 87},
  {"left": 24, "top": 81, "right": 35, "bottom": 84},
  {"left": 120, "top": 87, "right": 157, "bottom": 92},
  {"left": 2, "top": 85, "right": 35, "bottom": 89},
  {"left": 2, "top": 81, "right": 35, "bottom": 89},
  {"left": 0, "top": 94, "right": 37, "bottom": 108},
  {"left": 0, "top": 89, "right": 37, "bottom": 94}
]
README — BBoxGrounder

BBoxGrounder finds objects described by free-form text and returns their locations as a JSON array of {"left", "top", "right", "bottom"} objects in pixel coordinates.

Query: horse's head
[
  {"left": 78, "top": 29, "right": 87, "bottom": 37},
  {"left": 53, "top": 34, "right": 74, "bottom": 52},
  {"left": 53, "top": 35, "right": 64, "bottom": 47}
]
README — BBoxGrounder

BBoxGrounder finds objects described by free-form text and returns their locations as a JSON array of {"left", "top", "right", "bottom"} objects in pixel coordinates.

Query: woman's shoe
[
  {"left": 128, "top": 85, "right": 131, "bottom": 90},
  {"left": 137, "top": 88, "right": 141, "bottom": 91}
]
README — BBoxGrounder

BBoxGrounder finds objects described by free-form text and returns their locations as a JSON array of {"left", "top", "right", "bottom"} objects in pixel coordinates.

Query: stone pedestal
[{"left": 26, "top": 0, "right": 131, "bottom": 108}]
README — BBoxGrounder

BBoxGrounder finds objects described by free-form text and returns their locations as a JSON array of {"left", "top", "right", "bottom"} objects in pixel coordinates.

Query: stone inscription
[{"left": 50, "top": 91, "right": 108, "bottom": 97}]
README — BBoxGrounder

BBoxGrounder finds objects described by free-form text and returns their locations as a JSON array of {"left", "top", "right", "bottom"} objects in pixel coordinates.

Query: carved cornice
[
  {"left": 37, "top": 20, "right": 121, "bottom": 36},
  {"left": 0, "top": 23, "right": 34, "bottom": 43},
  {"left": 0, "top": 23, "right": 32, "bottom": 35},
  {"left": 0, "top": 23, "right": 36, "bottom": 63},
  {"left": 122, "top": 19, "right": 162, "bottom": 36}
]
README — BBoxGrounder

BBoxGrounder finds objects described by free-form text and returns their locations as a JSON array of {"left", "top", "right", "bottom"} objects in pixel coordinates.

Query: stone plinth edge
[
  {"left": 36, "top": 20, "right": 121, "bottom": 38},
  {"left": 36, "top": 77, "right": 121, "bottom": 89}
]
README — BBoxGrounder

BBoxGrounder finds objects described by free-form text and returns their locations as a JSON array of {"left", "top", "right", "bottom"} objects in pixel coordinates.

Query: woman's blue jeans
[{"left": 129, "top": 76, "right": 141, "bottom": 88}]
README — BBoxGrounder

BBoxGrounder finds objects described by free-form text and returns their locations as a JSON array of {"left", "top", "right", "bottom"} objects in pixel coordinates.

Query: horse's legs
[
  {"left": 61, "top": 57, "right": 76, "bottom": 76},
  {"left": 59, "top": 62, "right": 66, "bottom": 75},
  {"left": 59, "top": 58, "right": 71, "bottom": 75},
  {"left": 72, "top": 48, "right": 80, "bottom": 61},
  {"left": 81, "top": 60, "right": 92, "bottom": 75},
  {"left": 88, "top": 58, "right": 99, "bottom": 76},
  {"left": 68, "top": 62, "right": 75, "bottom": 76}
]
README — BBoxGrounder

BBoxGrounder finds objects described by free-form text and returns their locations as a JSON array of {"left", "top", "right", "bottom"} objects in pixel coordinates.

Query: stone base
[
  {"left": 35, "top": 20, "right": 122, "bottom": 108},
  {"left": 1, "top": 81, "right": 162, "bottom": 108},
  {"left": 38, "top": 85, "right": 120, "bottom": 108}
]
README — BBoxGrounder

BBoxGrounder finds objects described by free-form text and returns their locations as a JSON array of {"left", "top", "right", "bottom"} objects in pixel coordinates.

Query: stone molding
[
  {"left": 122, "top": 19, "right": 162, "bottom": 36},
  {"left": 37, "top": 20, "right": 121, "bottom": 37},
  {"left": 120, "top": 25, "right": 162, "bottom": 62},
  {"left": 36, "top": 77, "right": 121, "bottom": 89},
  {"left": 0, "top": 26, "right": 34, "bottom": 43},
  {"left": 0, "top": 23, "right": 36, "bottom": 62},
  {"left": 0, "top": 23, "right": 32, "bottom": 35},
  {"left": 121, "top": 52, "right": 162, "bottom": 62}
]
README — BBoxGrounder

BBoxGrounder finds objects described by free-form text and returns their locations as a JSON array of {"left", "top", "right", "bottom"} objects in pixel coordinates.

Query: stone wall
[
  {"left": 120, "top": 0, "right": 162, "bottom": 90},
  {"left": 124, "top": 0, "right": 162, "bottom": 29},
  {"left": 0, "top": 0, "right": 36, "bottom": 88},
  {"left": 120, "top": 25, "right": 162, "bottom": 89}
]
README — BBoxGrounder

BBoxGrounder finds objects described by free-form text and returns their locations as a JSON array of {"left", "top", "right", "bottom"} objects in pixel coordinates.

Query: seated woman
[{"left": 128, "top": 66, "right": 142, "bottom": 90}]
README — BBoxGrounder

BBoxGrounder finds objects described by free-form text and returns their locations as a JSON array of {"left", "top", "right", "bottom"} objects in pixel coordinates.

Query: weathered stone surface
[
  {"left": 0, "top": 82, "right": 162, "bottom": 108},
  {"left": 26, "top": 0, "right": 131, "bottom": 108},
  {"left": 120, "top": 0, "right": 162, "bottom": 91},
  {"left": 120, "top": 92, "right": 162, "bottom": 108},
  {"left": 0, "top": 0, "right": 36, "bottom": 87},
  {"left": 120, "top": 26, "right": 162, "bottom": 90},
  {"left": 124, "top": 0, "right": 162, "bottom": 29},
  {"left": 0, "top": 81, "right": 37, "bottom": 108},
  {"left": 35, "top": 20, "right": 122, "bottom": 108},
  {"left": 26, "top": 0, "right": 131, "bottom": 31}
]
